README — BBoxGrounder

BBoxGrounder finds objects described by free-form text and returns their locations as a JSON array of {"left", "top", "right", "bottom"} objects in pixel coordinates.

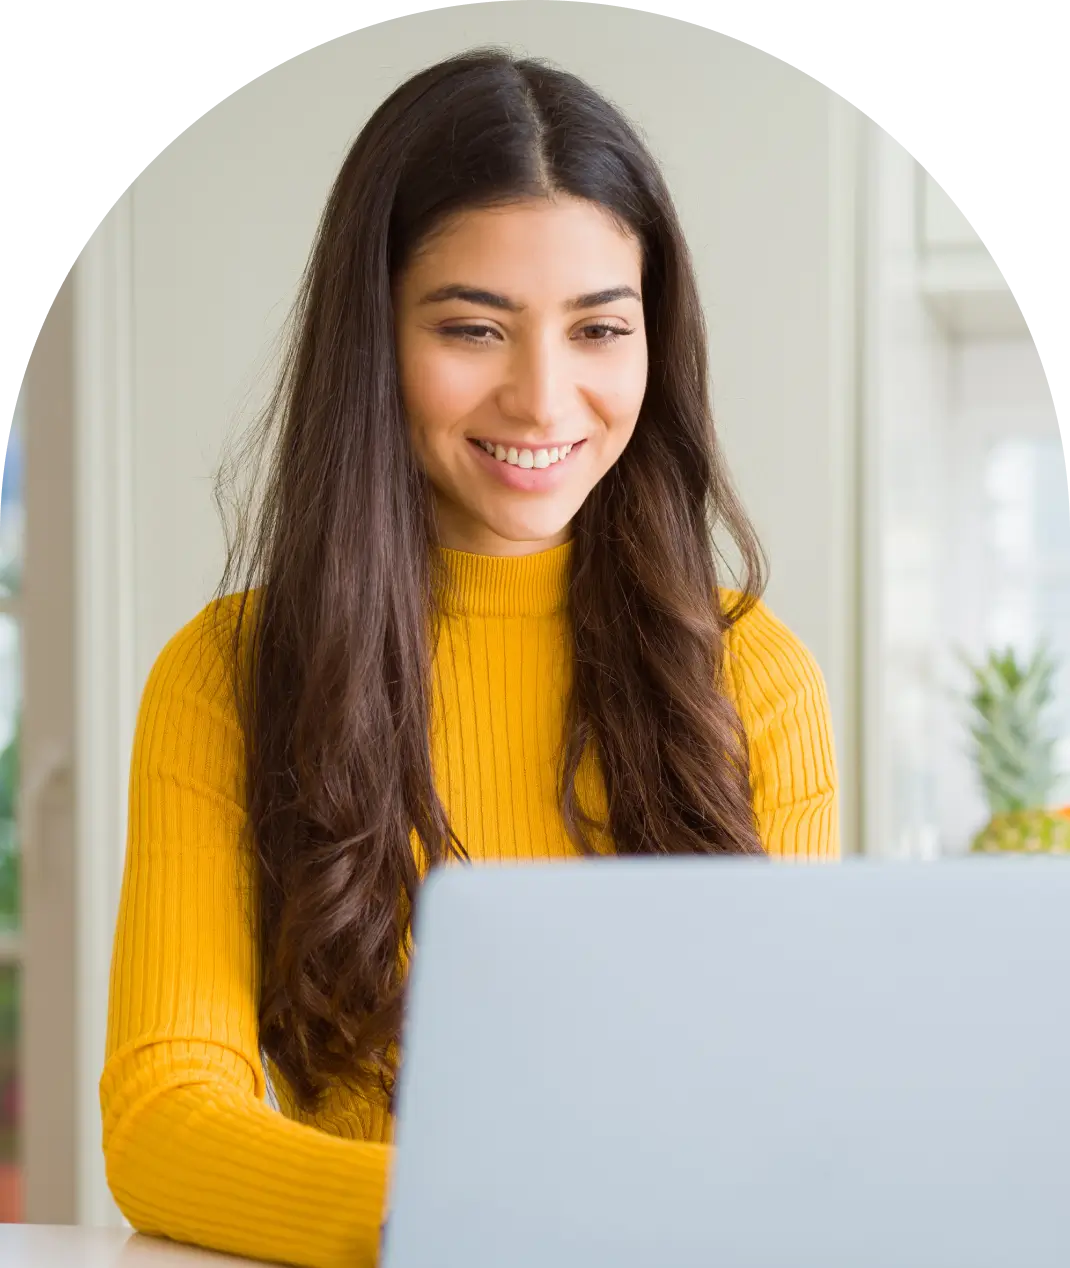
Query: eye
[
  {"left": 575, "top": 323, "right": 635, "bottom": 346},
  {"left": 439, "top": 324, "right": 502, "bottom": 345},
  {"left": 437, "top": 322, "right": 636, "bottom": 348}
]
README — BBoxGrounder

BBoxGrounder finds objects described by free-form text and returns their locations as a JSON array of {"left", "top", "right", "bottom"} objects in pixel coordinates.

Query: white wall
[{"left": 114, "top": 4, "right": 861, "bottom": 815}]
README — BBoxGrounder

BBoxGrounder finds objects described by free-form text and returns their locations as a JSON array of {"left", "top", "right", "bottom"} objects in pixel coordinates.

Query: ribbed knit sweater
[{"left": 100, "top": 541, "right": 839, "bottom": 1268}]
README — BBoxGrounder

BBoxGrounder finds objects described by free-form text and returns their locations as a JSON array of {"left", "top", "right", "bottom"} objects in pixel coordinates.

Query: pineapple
[{"left": 962, "top": 645, "right": 1070, "bottom": 854}]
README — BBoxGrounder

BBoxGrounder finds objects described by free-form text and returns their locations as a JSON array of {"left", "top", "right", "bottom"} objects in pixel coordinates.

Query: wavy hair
[{"left": 212, "top": 47, "right": 767, "bottom": 1113}]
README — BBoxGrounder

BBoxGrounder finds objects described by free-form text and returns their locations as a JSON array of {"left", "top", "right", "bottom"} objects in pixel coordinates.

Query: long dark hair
[{"left": 212, "top": 47, "right": 767, "bottom": 1112}]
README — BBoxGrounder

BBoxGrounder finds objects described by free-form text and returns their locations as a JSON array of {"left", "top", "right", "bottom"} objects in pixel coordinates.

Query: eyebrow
[{"left": 417, "top": 283, "right": 642, "bottom": 312}]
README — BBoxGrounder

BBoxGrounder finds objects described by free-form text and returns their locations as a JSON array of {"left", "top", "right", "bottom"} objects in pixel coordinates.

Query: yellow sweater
[{"left": 101, "top": 542, "right": 838, "bottom": 1268}]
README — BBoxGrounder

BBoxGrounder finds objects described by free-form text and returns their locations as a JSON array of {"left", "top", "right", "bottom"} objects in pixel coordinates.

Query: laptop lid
[{"left": 382, "top": 857, "right": 1070, "bottom": 1268}]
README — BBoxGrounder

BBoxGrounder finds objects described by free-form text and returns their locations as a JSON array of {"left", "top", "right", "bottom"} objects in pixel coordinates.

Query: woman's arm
[
  {"left": 724, "top": 597, "right": 840, "bottom": 859},
  {"left": 100, "top": 602, "right": 390, "bottom": 1268}
]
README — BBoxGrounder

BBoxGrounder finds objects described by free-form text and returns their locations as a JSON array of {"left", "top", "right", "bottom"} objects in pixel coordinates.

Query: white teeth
[{"left": 476, "top": 440, "right": 579, "bottom": 468}]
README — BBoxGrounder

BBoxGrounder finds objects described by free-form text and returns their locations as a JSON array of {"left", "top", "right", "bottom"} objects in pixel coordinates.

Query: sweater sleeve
[
  {"left": 725, "top": 596, "right": 841, "bottom": 860},
  {"left": 99, "top": 601, "right": 391, "bottom": 1268}
]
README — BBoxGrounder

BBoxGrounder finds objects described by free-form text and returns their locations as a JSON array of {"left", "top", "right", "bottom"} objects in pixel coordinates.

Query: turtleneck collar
[{"left": 438, "top": 540, "right": 572, "bottom": 618}]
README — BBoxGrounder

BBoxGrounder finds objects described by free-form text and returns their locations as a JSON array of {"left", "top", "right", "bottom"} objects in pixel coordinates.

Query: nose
[{"left": 497, "top": 334, "right": 573, "bottom": 433}]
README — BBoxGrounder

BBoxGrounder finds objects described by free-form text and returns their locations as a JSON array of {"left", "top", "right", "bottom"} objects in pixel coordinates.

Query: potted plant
[{"left": 962, "top": 645, "right": 1070, "bottom": 853}]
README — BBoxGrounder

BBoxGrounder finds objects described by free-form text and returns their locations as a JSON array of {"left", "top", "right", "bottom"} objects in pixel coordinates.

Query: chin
[{"left": 485, "top": 513, "right": 573, "bottom": 547}]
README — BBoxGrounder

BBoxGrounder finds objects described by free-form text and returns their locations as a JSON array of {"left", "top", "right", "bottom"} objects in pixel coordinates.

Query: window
[
  {"left": 929, "top": 348, "right": 1068, "bottom": 856},
  {"left": 863, "top": 131, "right": 1069, "bottom": 859},
  {"left": 0, "top": 389, "right": 24, "bottom": 1222},
  {"left": 983, "top": 434, "right": 1070, "bottom": 798}
]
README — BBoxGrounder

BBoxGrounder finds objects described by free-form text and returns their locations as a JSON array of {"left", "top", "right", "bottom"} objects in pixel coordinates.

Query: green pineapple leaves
[{"left": 959, "top": 644, "right": 1059, "bottom": 814}]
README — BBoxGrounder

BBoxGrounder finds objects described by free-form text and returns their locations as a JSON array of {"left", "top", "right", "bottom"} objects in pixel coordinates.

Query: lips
[
  {"left": 467, "top": 436, "right": 586, "bottom": 490},
  {"left": 468, "top": 438, "right": 586, "bottom": 471}
]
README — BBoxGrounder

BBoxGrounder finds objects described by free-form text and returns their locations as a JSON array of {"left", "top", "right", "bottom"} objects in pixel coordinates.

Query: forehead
[{"left": 401, "top": 196, "right": 643, "bottom": 300}]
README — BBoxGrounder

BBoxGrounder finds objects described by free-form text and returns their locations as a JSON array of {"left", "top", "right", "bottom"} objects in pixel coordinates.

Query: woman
[{"left": 101, "top": 47, "right": 838, "bottom": 1268}]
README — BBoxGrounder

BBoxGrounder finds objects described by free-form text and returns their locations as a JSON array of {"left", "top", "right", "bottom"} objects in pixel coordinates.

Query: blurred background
[{"left": 1, "top": 0, "right": 1067, "bottom": 1230}]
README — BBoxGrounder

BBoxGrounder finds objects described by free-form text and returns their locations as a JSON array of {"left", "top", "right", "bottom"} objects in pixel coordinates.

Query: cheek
[
  {"left": 590, "top": 346, "right": 649, "bottom": 437},
  {"left": 401, "top": 338, "right": 488, "bottom": 440}
]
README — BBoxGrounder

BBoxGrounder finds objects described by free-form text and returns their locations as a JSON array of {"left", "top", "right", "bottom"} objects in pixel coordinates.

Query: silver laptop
[{"left": 381, "top": 857, "right": 1070, "bottom": 1268}]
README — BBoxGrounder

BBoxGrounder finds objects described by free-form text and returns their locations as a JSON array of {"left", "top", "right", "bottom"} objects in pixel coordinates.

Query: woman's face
[{"left": 394, "top": 195, "right": 648, "bottom": 556}]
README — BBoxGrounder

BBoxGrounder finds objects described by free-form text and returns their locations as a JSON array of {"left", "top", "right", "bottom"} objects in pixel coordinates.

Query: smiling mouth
[{"left": 469, "top": 438, "right": 584, "bottom": 470}]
